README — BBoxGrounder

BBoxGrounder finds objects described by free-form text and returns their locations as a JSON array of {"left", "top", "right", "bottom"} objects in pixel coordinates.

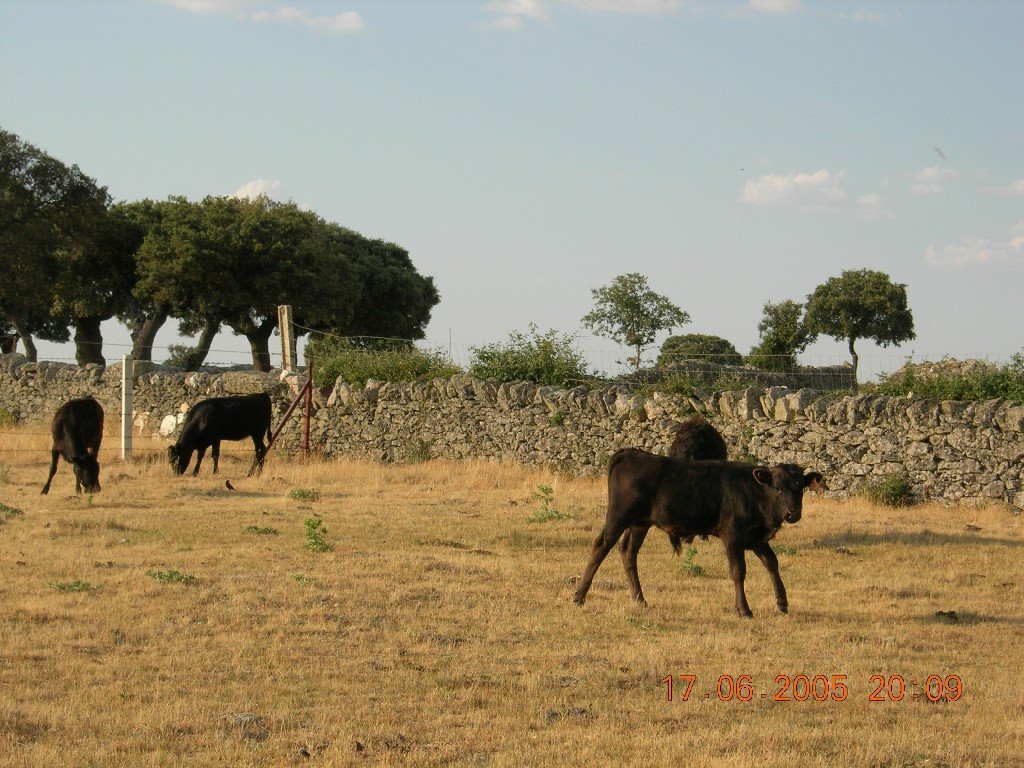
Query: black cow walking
[
  {"left": 168, "top": 393, "right": 273, "bottom": 477},
  {"left": 573, "top": 448, "right": 823, "bottom": 617},
  {"left": 41, "top": 397, "right": 104, "bottom": 495}
]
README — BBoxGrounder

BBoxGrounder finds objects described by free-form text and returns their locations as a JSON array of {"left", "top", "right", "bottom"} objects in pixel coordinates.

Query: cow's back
[
  {"left": 182, "top": 393, "right": 271, "bottom": 442},
  {"left": 52, "top": 397, "right": 104, "bottom": 457}
]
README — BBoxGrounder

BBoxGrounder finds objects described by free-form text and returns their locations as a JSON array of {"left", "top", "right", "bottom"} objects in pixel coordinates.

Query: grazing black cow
[
  {"left": 41, "top": 397, "right": 104, "bottom": 495},
  {"left": 168, "top": 393, "right": 272, "bottom": 477},
  {"left": 573, "top": 448, "right": 823, "bottom": 617}
]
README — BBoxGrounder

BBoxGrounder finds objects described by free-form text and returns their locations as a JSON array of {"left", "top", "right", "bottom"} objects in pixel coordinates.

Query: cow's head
[
  {"left": 167, "top": 445, "right": 186, "bottom": 475},
  {"left": 752, "top": 464, "right": 824, "bottom": 524},
  {"left": 72, "top": 454, "right": 101, "bottom": 493}
]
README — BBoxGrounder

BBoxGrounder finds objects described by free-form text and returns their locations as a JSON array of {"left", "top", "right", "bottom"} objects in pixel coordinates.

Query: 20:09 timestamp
[{"left": 662, "top": 674, "right": 963, "bottom": 703}]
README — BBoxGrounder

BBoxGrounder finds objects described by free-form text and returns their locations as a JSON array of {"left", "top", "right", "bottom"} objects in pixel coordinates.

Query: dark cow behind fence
[
  {"left": 573, "top": 448, "right": 823, "bottom": 617},
  {"left": 41, "top": 397, "right": 104, "bottom": 495},
  {"left": 668, "top": 415, "right": 728, "bottom": 463},
  {"left": 662, "top": 415, "right": 729, "bottom": 550},
  {"left": 168, "top": 393, "right": 273, "bottom": 477}
]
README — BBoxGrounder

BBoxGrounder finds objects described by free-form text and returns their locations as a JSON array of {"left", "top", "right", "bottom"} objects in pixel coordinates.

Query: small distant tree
[
  {"left": 658, "top": 334, "right": 743, "bottom": 367},
  {"left": 805, "top": 269, "right": 914, "bottom": 390},
  {"left": 582, "top": 273, "right": 690, "bottom": 372},
  {"left": 746, "top": 299, "right": 816, "bottom": 372}
]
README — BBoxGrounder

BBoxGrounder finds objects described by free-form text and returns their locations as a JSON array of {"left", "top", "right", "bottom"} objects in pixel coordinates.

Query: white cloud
[
  {"left": 559, "top": 0, "right": 690, "bottom": 14},
  {"left": 910, "top": 165, "right": 959, "bottom": 195},
  {"left": 740, "top": 169, "right": 847, "bottom": 210},
  {"left": 855, "top": 193, "right": 894, "bottom": 220},
  {"left": 915, "top": 166, "right": 959, "bottom": 183},
  {"left": 252, "top": 7, "right": 365, "bottom": 33},
  {"left": 747, "top": 0, "right": 803, "bottom": 13},
  {"left": 482, "top": 0, "right": 549, "bottom": 29},
  {"left": 986, "top": 179, "right": 1024, "bottom": 198},
  {"left": 924, "top": 233, "right": 1024, "bottom": 268},
  {"left": 161, "top": 0, "right": 250, "bottom": 14},
  {"left": 161, "top": 0, "right": 366, "bottom": 33},
  {"left": 232, "top": 179, "right": 285, "bottom": 200}
]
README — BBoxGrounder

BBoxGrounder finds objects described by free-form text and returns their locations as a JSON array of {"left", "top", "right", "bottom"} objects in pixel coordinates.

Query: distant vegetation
[
  {"left": 308, "top": 337, "right": 459, "bottom": 388},
  {"left": 469, "top": 325, "right": 588, "bottom": 387},
  {"left": 869, "top": 356, "right": 1024, "bottom": 403}
]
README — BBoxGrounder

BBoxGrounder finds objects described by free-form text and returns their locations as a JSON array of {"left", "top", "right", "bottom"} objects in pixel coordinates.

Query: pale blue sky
[{"left": 2, "top": 0, "right": 1022, "bottom": 378}]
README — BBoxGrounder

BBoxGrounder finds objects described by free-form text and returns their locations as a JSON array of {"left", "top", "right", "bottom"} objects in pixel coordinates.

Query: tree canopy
[
  {"left": 582, "top": 273, "right": 690, "bottom": 371},
  {"left": 658, "top": 334, "right": 743, "bottom": 367},
  {"left": 0, "top": 127, "right": 110, "bottom": 361},
  {"left": 746, "top": 299, "right": 816, "bottom": 372},
  {"left": 805, "top": 269, "right": 915, "bottom": 388}
]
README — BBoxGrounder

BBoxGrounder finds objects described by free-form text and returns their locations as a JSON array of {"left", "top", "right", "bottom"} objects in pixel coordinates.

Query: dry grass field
[{"left": 1, "top": 423, "right": 1023, "bottom": 767}]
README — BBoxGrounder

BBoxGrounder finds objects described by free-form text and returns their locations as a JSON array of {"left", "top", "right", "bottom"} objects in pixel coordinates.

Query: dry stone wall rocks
[{"left": 1, "top": 353, "right": 1021, "bottom": 512}]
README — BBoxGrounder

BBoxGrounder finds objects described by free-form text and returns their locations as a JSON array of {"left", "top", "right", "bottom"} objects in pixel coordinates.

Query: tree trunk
[
  {"left": 10, "top": 318, "right": 37, "bottom": 362},
  {"left": 179, "top": 319, "right": 220, "bottom": 371},
  {"left": 848, "top": 337, "right": 859, "bottom": 394},
  {"left": 127, "top": 303, "right": 169, "bottom": 363},
  {"left": 0, "top": 332, "right": 17, "bottom": 354},
  {"left": 74, "top": 316, "right": 105, "bottom": 366},
  {"left": 245, "top": 317, "right": 277, "bottom": 372}
]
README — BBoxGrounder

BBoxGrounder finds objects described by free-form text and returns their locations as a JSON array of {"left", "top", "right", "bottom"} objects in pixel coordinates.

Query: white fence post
[
  {"left": 278, "top": 305, "right": 296, "bottom": 372},
  {"left": 121, "top": 354, "right": 133, "bottom": 461}
]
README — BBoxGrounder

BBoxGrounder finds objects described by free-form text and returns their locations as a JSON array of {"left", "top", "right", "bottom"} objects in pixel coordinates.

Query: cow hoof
[
  {"left": 738, "top": 609, "right": 753, "bottom": 619},
  {"left": 572, "top": 596, "right": 586, "bottom": 607},
  {"left": 778, "top": 604, "right": 789, "bottom": 614}
]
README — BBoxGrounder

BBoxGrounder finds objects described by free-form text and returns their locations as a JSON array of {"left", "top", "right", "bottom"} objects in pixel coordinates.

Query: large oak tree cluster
[{"left": 0, "top": 128, "right": 439, "bottom": 371}]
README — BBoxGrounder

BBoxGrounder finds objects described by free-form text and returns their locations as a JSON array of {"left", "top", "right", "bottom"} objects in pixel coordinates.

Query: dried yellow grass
[{"left": 0, "top": 424, "right": 1022, "bottom": 767}]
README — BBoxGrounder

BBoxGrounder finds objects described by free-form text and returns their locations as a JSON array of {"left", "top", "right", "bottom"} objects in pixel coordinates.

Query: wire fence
[{"left": 6, "top": 328, "right": 1018, "bottom": 386}]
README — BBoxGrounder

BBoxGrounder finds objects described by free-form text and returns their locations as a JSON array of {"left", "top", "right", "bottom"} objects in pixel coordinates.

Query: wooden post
[
  {"left": 303, "top": 356, "right": 312, "bottom": 456},
  {"left": 121, "top": 354, "right": 133, "bottom": 461},
  {"left": 278, "top": 305, "right": 296, "bottom": 372}
]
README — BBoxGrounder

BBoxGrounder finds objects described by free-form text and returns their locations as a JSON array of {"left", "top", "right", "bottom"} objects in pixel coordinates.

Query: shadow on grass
[{"left": 812, "top": 528, "right": 1024, "bottom": 550}]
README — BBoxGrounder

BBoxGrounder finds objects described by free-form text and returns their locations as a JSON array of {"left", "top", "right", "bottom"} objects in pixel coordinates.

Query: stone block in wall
[
  {"left": 759, "top": 387, "right": 790, "bottom": 420},
  {"left": 995, "top": 404, "right": 1024, "bottom": 433}
]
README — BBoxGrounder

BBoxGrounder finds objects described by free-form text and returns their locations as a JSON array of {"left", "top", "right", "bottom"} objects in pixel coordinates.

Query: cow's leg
[
  {"left": 41, "top": 450, "right": 60, "bottom": 495},
  {"left": 211, "top": 441, "right": 220, "bottom": 474},
  {"left": 248, "top": 436, "right": 266, "bottom": 478},
  {"left": 752, "top": 542, "right": 788, "bottom": 614},
  {"left": 192, "top": 446, "right": 207, "bottom": 476},
  {"left": 573, "top": 522, "right": 629, "bottom": 605},
  {"left": 619, "top": 526, "right": 651, "bottom": 605},
  {"left": 726, "top": 543, "right": 753, "bottom": 618}
]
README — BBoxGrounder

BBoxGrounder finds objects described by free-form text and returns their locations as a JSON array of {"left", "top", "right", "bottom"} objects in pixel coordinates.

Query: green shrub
[
  {"left": 244, "top": 525, "right": 279, "bottom": 535},
  {"left": 659, "top": 334, "right": 743, "bottom": 367},
  {"left": 872, "top": 354, "right": 1024, "bottom": 403},
  {"left": 51, "top": 579, "right": 101, "bottom": 592},
  {"left": 0, "top": 502, "right": 23, "bottom": 516},
  {"left": 680, "top": 545, "right": 705, "bottom": 577},
  {"left": 289, "top": 488, "right": 321, "bottom": 502},
  {"left": 0, "top": 407, "right": 16, "bottom": 427},
  {"left": 469, "top": 325, "right": 588, "bottom": 386},
  {"left": 307, "top": 337, "right": 461, "bottom": 387},
  {"left": 147, "top": 569, "right": 195, "bottom": 584},
  {"left": 861, "top": 473, "right": 915, "bottom": 508},
  {"left": 304, "top": 516, "right": 332, "bottom": 552},
  {"left": 526, "top": 484, "right": 573, "bottom": 523}
]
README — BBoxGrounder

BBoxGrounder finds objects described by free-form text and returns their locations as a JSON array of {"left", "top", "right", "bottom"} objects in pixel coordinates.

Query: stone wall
[{"left": 2, "top": 354, "right": 1022, "bottom": 511}]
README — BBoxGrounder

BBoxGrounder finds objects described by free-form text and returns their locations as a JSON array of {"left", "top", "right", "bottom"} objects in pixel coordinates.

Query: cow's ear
[
  {"left": 804, "top": 472, "right": 824, "bottom": 493},
  {"left": 752, "top": 467, "right": 773, "bottom": 486}
]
